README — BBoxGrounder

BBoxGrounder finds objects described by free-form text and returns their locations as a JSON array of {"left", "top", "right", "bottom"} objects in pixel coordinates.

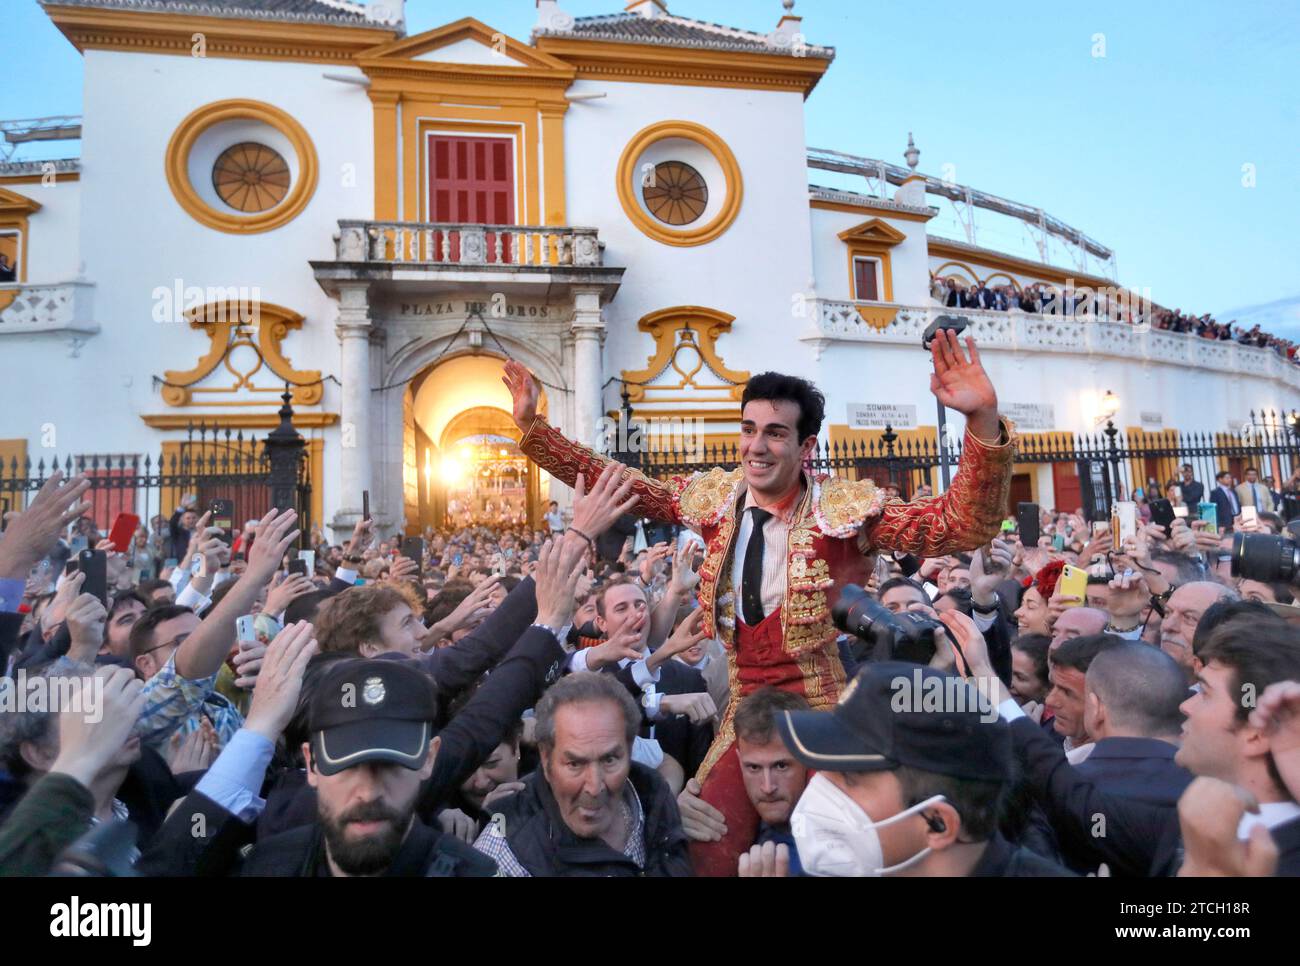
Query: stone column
[
  {"left": 333, "top": 283, "right": 373, "bottom": 538},
  {"left": 570, "top": 288, "right": 605, "bottom": 450}
]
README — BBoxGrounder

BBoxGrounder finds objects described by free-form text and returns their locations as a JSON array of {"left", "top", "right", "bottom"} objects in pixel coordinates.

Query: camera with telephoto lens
[
  {"left": 1230, "top": 521, "right": 1300, "bottom": 585},
  {"left": 832, "top": 583, "right": 941, "bottom": 665}
]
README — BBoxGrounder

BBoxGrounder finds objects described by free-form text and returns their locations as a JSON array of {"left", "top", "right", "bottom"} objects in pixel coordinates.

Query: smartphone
[
  {"left": 210, "top": 499, "right": 235, "bottom": 545},
  {"left": 288, "top": 558, "right": 309, "bottom": 577},
  {"left": 77, "top": 548, "right": 108, "bottom": 606},
  {"left": 1052, "top": 533, "right": 1066, "bottom": 551},
  {"left": 64, "top": 558, "right": 79, "bottom": 577},
  {"left": 1016, "top": 502, "right": 1040, "bottom": 548},
  {"left": 1149, "top": 498, "right": 1176, "bottom": 535},
  {"left": 1198, "top": 501, "right": 1218, "bottom": 535},
  {"left": 1000, "top": 519, "right": 1016, "bottom": 534},
  {"left": 1173, "top": 505, "right": 1188, "bottom": 520},
  {"left": 164, "top": 557, "right": 179, "bottom": 571},
  {"left": 235, "top": 615, "right": 256, "bottom": 644},
  {"left": 401, "top": 536, "right": 424, "bottom": 566},
  {"left": 1091, "top": 521, "right": 1109, "bottom": 537},
  {"left": 190, "top": 553, "right": 205, "bottom": 577},
  {"left": 1057, "top": 563, "right": 1088, "bottom": 605},
  {"left": 1113, "top": 501, "right": 1137, "bottom": 543},
  {"left": 1241, "top": 505, "right": 1259, "bottom": 526},
  {"left": 362, "top": 489, "right": 371, "bottom": 522},
  {"left": 298, "top": 549, "right": 316, "bottom": 574},
  {"left": 107, "top": 512, "right": 140, "bottom": 553}
]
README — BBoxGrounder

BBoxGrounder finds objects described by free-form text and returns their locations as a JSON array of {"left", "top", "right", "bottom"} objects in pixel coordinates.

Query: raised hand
[
  {"left": 502, "top": 359, "right": 540, "bottom": 431},
  {"left": 929, "top": 329, "right": 998, "bottom": 439},
  {"left": 64, "top": 589, "right": 109, "bottom": 663},
  {"left": 1176, "top": 778, "right": 1278, "bottom": 877},
  {"left": 0, "top": 471, "right": 92, "bottom": 580},
  {"left": 659, "top": 691, "right": 717, "bottom": 724},
  {"left": 647, "top": 608, "right": 709, "bottom": 672},
  {"left": 532, "top": 538, "right": 588, "bottom": 630},
  {"left": 49, "top": 666, "right": 146, "bottom": 790},
  {"left": 244, "top": 620, "right": 318, "bottom": 742},
  {"left": 669, "top": 540, "right": 702, "bottom": 595},
  {"left": 738, "top": 841, "right": 790, "bottom": 878},
  {"left": 263, "top": 573, "right": 316, "bottom": 617},
  {"left": 245, "top": 508, "right": 300, "bottom": 581},
  {"left": 568, "top": 461, "right": 639, "bottom": 540}
]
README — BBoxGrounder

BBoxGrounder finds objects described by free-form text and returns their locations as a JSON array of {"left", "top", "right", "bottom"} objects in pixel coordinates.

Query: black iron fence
[
  {"left": 616, "top": 410, "right": 1300, "bottom": 520},
  {"left": 0, "top": 391, "right": 312, "bottom": 547}
]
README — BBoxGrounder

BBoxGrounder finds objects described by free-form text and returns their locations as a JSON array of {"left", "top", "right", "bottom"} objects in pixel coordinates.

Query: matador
[{"left": 501, "top": 330, "right": 1016, "bottom": 876}]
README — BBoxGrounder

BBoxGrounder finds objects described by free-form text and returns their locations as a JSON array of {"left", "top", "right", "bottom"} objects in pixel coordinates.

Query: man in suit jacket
[
  {"left": 990, "top": 616, "right": 1300, "bottom": 876},
  {"left": 1060, "top": 643, "right": 1193, "bottom": 873},
  {"left": 1235, "top": 466, "right": 1275, "bottom": 513},
  {"left": 1210, "top": 470, "right": 1240, "bottom": 528}
]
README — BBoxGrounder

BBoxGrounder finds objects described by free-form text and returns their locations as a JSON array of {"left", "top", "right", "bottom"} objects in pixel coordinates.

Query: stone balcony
[
  {"left": 0, "top": 280, "right": 98, "bottom": 356},
  {"left": 313, "top": 221, "right": 623, "bottom": 302},
  {"left": 804, "top": 300, "right": 1300, "bottom": 391}
]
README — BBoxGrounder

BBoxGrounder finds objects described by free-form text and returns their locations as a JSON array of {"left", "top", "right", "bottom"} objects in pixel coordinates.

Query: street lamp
[{"left": 1098, "top": 390, "right": 1122, "bottom": 504}]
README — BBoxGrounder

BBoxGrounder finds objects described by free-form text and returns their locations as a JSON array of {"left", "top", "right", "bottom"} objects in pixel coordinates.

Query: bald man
[{"left": 1050, "top": 607, "right": 1108, "bottom": 652}]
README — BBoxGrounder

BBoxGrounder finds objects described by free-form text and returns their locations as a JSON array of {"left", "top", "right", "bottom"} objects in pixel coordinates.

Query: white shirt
[
  {"left": 1237, "top": 801, "right": 1300, "bottom": 840},
  {"left": 730, "top": 491, "right": 792, "bottom": 622}
]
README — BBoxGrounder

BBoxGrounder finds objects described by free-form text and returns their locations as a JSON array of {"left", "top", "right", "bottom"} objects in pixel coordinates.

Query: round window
[
  {"left": 212, "top": 142, "right": 291, "bottom": 213},
  {"left": 642, "top": 161, "right": 708, "bottom": 226}
]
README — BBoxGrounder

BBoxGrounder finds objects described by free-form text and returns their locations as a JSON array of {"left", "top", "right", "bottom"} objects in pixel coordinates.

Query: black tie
[{"left": 742, "top": 507, "right": 773, "bottom": 627}]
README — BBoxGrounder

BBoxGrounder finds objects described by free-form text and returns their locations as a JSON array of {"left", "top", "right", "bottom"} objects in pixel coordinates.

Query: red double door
[{"left": 428, "top": 135, "right": 516, "bottom": 262}]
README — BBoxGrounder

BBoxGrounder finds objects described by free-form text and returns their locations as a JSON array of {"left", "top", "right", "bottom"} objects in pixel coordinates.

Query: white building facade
[{"left": 3, "top": 0, "right": 1297, "bottom": 536}]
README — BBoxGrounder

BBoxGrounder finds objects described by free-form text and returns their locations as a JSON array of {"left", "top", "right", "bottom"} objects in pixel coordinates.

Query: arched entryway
[{"left": 402, "top": 353, "right": 549, "bottom": 532}]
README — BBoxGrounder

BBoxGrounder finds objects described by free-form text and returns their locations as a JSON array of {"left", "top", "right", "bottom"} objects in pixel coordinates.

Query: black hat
[
  {"left": 307, "top": 659, "right": 438, "bottom": 777},
  {"left": 776, "top": 662, "right": 1011, "bottom": 781}
]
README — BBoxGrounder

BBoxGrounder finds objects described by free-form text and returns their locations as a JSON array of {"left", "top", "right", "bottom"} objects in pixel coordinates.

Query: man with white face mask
[{"left": 774, "top": 662, "right": 1073, "bottom": 877}]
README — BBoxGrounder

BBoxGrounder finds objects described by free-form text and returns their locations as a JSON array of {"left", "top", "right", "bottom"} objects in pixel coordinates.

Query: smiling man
[{"left": 503, "top": 331, "right": 1016, "bottom": 875}]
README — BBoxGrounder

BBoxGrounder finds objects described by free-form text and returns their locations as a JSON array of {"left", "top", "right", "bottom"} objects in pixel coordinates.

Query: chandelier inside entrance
[{"left": 431, "top": 433, "right": 530, "bottom": 526}]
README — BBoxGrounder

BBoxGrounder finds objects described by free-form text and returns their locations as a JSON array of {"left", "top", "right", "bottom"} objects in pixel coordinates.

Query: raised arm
[
  {"left": 503, "top": 359, "right": 683, "bottom": 523},
  {"left": 864, "top": 332, "right": 1016, "bottom": 556}
]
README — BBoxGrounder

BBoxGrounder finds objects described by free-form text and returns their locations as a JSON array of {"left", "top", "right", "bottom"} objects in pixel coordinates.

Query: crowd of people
[
  {"left": 929, "top": 272, "right": 1299, "bottom": 364},
  {"left": 1, "top": 454, "right": 1298, "bottom": 877}
]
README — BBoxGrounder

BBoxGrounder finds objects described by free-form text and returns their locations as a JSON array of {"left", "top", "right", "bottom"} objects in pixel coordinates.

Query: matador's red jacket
[{"left": 519, "top": 416, "right": 1017, "bottom": 773}]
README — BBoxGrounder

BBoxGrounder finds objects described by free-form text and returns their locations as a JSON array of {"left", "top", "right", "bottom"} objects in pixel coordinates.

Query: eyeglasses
[{"left": 139, "top": 631, "right": 190, "bottom": 657}]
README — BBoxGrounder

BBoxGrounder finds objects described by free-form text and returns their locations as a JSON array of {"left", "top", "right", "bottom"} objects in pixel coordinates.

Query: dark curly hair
[{"left": 741, "top": 372, "right": 826, "bottom": 443}]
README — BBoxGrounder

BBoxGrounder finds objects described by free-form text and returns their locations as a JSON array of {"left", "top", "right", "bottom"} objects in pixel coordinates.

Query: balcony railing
[
  {"left": 0, "top": 281, "right": 98, "bottom": 351},
  {"left": 805, "top": 300, "right": 1300, "bottom": 389},
  {"left": 335, "top": 221, "right": 603, "bottom": 268}
]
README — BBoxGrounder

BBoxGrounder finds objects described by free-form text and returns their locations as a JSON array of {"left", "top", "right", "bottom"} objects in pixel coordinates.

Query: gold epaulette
[
  {"left": 676, "top": 467, "right": 744, "bottom": 528},
  {"left": 815, "top": 476, "right": 885, "bottom": 535}
]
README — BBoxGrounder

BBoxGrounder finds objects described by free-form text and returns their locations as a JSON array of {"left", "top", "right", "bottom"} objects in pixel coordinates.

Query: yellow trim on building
[
  {"left": 811, "top": 198, "right": 933, "bottom": 222},
  {"left": 160, "top": 301, "right": 323, "bottom": 409},
  {"left": 0, "top": 173, "right": 80, "bottom": 186},
  {"left": 164, "top": 99, "right": 318, "bottom": 235},
  {"left": 42, "top": 4, "right": 398, "bottom": 64},
  {"left": 142, "top": 413, "right": 338, "bottom": 430},
  {"left": 615, "top": 120, "right": 743, "bottom": 247},
  {"left": 928, "top": 239, "right": 1119, "bottom": 292},
  {"left": 0, "top": 187, "right": 40, "bottom": 311},
  {"left": 358, "top": 19, "right": 574, "bottom": 226},
  {"left": 838, "top": 218, "right": 906, "bottom": 305},
  {"left": 621, "top": 305, "right": 749, "bottom": 403},
  {"left": 534, "top": 35, "right": 831, "bottom": 98}
]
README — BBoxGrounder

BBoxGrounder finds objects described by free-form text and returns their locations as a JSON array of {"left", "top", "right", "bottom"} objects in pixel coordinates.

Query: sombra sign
[{"left": 847, "top": 403, "right": 918, "bottom": 430}]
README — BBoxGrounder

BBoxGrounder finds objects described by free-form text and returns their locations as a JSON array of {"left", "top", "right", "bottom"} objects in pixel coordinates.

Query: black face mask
[{"left": 567, "top": 621, "right": 601, "bottom": 648}]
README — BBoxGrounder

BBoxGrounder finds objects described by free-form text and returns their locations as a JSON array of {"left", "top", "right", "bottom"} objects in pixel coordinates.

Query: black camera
[
  {"left": 49, "top": 818, "right": 140, "bottom": 877},
  {"left": 832, "top": 583, "right": 941, "bottom": 665},
  {"left": 1230, "top": 522, "right": 1300, "bottom": 584}
]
